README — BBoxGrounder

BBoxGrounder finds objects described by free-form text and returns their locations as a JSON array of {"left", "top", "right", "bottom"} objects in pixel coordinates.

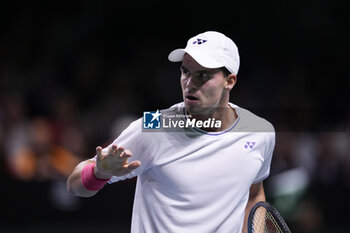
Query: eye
[
  {"left": 197, "top": 72, "right": 212, "bottom": 80},
  {"left": 181, "top": 67, "right": 190, "bottom": 76}
]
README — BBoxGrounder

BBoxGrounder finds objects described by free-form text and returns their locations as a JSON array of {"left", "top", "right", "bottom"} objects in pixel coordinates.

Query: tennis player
[{"left": 67, "top": 31, "right": 275, "bottom": 233}]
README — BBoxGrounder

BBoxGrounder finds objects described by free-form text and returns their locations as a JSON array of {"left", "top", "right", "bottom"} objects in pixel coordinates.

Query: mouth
[{"left": 185, "top": 94, "right": 199, "bottom": 103}]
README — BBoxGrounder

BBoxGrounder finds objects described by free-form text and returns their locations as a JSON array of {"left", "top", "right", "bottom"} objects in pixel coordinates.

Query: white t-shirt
[{"left": 104, "top": 102, "right": 275, "bottom": 233}]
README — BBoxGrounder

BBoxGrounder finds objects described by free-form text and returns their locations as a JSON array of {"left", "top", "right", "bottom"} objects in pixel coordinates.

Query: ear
[{"left": 225, "top": 74, "right": 237, "bottom": 90}]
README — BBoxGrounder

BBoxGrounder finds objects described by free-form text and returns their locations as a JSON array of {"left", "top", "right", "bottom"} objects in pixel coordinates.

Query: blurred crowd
[
  {"left": 0, "top": 90, "right": 138, "bottom": 209},
  {"left": 267, "top": 131, "right": 350, "bottom": 232},
  {"left": 0, "top": 1, "right": 349, "bottom": 233}
]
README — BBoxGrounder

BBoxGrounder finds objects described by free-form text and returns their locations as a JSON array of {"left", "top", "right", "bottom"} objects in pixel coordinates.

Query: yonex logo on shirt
[{"left": 244, "top": 142, "right": 256, "bottom": 149}]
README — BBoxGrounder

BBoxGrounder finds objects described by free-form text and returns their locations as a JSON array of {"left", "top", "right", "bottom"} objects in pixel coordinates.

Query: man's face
[{"left": 180, "top": 54, "right": 229, "bottom": 115}]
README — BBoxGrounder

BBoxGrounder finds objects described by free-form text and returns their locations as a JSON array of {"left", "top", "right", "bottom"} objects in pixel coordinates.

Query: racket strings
[{"left": 252, "top": 206, "right": 283, "bottom": 233}]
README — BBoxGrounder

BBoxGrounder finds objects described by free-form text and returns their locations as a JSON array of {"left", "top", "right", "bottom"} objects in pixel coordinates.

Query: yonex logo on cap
[{"left": 192, "top": 38, "right": 207, "bottom": 45}]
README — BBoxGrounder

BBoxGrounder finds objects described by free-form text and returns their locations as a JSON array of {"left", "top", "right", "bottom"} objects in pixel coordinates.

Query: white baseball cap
[{"left": 168, "top": 31, "right": 240, "bottom": 75}]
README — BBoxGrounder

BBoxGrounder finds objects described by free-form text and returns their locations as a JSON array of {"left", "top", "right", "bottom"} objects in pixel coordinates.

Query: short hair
[{"left": 220, "top": 67, "right": 232, "bottom": 77}]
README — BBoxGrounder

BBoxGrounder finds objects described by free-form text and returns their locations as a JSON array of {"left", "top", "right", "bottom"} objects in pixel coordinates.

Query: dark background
[{"left": 0, "top": 0, "right": 349, "bottom": 232}]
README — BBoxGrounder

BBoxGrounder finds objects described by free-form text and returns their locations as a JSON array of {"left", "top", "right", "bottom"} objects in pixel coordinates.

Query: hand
[{"left": 94, "top": 145, "right": 141, "bottom": 179}]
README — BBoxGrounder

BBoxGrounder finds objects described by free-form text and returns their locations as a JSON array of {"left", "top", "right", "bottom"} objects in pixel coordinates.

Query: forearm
[
  {"left": 242, "top": 182, "right": 266, "bottom": 233},
  {"left": 66, "top": 159, "right": 100, "bottom": 197}
]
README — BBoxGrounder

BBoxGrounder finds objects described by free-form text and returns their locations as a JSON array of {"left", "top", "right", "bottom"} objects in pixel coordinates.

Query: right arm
[{"left": 66, "top": 145, "right": 141, "bottom": 197}]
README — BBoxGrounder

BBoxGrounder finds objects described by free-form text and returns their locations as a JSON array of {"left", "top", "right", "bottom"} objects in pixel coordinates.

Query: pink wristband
[{"left": 81, "top": 163, "right": 111, "bottom": 191}]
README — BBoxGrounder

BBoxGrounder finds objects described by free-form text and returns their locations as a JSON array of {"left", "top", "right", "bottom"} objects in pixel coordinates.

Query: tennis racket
[{"left": 248, "top": 201, "right": 291, "bottom": 233}]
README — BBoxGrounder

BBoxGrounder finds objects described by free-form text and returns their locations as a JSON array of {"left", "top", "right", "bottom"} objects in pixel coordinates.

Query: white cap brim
[
  {"left": 168, "top": 48, "right": 222, "bottom": 69},
  {"left": 168, "top": 49, "right": 186, "bottom": 62}
]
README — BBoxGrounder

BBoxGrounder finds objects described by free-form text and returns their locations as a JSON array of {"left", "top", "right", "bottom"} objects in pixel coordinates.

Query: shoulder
[
  {"left": 121, "top": 117, "right": 143, "bottom": 134},
  {"left": 231, "top": 103, "right": 275, "bottom": 134},
  {"left": 160, "top": 102, "right": 184, "bottom": 115}
]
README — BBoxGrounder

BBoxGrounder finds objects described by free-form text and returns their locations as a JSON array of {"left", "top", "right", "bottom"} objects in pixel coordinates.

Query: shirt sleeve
[
  {"left": 97, "top": 118, "right": 155, "bottom": 184},
  {"left": 253, "top": 129, "right": 275, "bottom": 183}
]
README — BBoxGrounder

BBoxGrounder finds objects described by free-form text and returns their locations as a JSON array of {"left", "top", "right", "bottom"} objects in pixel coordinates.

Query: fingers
[
  {"left": 97, "top": 145, "right": 132, "bottom": 159},
  {"left": 96, "top": 146, "right": 103, "bottom": 160},
  {"left": 120, "top": 149, "right": 132, "bottom": 159},
  {"left": 96, "top": 145, "right": 121, "bottom": 158},
  {"left": 116, "top": 146, "right": 125, "bottom": 157},
  {"left": 96, "top": 145, "right": 138, "bottom": 175},
  {"left": 110, "top": 144, "right": 125, "bottom": 157},
  {"left": 110, "top": 144, "right": 118, "bottom": 154},
  {"left": 125, "top": 160, "right": 141, "bottom": 172}
]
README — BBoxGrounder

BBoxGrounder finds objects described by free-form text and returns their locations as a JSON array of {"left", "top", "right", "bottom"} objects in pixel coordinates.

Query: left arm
[{"left": 242, "top": 181, "right": 266, "bottom": 233}]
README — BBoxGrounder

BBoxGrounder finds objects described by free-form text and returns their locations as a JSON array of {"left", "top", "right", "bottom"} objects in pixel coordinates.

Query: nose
[{"left": 185, "top": 76, "right": 198, "bottom": 92}]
